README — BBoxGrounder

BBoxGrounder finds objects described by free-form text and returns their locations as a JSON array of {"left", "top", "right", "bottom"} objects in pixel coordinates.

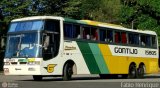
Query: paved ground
[{"left": 0, "top": 73, "right": 160, "bottom": 88}]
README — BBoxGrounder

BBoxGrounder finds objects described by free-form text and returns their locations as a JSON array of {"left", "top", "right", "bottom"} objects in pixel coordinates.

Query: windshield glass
[
  {"left": 5, "top": 32, "right": 41, "bottom": 58},
  {"left": 9, "top": 20, "right": 44, "bottom": 32}
]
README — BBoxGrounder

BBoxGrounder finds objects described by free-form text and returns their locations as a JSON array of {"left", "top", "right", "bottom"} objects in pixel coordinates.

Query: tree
[
  {"left": 0, "top": 8, "right": 4, "bottom": 21},
  {"left": 0, "top": 0, "right": 31, "bottom": 22},
  {"left": 120, "top": 0, "right": 160, "bottom": 44},
  {"left": 79, "top": 0, "right": 121, "bottom": 23},
  {"left": 62, "top": 0, "right": 82, "bottom": 19}
]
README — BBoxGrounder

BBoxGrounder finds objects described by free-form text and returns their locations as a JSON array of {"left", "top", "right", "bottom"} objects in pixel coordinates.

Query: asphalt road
[{"left": 0, "top": 73, "right": 160, "bottom": 88}]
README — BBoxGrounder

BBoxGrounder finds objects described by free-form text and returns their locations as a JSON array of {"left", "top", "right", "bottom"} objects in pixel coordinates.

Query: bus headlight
[
  {"left": 28, "top": 61, "right": 40, "bottom": 65},
  {"left": 4, "top": 62, "right": 10, "bottom": 65}
]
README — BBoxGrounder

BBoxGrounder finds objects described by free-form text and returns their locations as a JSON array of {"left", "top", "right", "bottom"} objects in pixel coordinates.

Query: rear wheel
[
  {"left": 63, "top": 63, "right": 73, "bottom": 81},
  {"left": 137, "top": 65, "right": 145, "bottom": 78},
  {"left": 128, "top": 64, "right": 137, "bottom": 78},
  {"left": 33, "top": 75, "right": 42, "bottom": 81}
]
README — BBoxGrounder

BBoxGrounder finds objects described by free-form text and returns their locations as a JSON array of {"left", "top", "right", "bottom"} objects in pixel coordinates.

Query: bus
[{"left": 3, "top": 16, "right": 159, "bottom": 81}]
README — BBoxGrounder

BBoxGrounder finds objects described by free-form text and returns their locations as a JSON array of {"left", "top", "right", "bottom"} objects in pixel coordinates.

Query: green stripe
[
  {"left": 89, "top": 43, "right": 109, "bottom": 74},
  {"left": 77, "top": 42, "right": 100, "bottom": 74}
]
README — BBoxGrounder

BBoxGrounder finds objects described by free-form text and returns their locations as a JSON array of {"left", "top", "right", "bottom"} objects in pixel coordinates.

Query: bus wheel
[
  {"left": 33, "top": 75, "right": 42, "bottom": 81},
  {"left": 128, "top": 64, "right": 137, "bottom": 78},
  {"left": 63, "top": 63, "right": 73, "bottom": 81},
  {"left": 137, "top": 65, "right": 145, "bottom": 78}
]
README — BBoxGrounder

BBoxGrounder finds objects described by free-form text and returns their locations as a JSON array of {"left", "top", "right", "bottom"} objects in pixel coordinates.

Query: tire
[
  {"left": 63, "top": 63, "right": 73, "bottom": 81},
  {"left": 33, "top": 75, "right": 42, "bottom": 81},
  {"left": 137, "top": 65, "right": 145, "bottom": 78},
  {"left": 128, "top": 65, "right": 137, "bottom": 78}
]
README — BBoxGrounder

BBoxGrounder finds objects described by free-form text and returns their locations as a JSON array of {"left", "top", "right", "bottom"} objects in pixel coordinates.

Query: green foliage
[
  {"left": 0, "top": 0, "right": 160, "bottom": 44},
  {"left": 0, "top": 0, "right": 32, "bottom": 22},
  {"left": 120, "top": 0, "right": 160, "bottom": 44},
  {"left": 80, "top": 0, "right": 121, "bottom": 22},
  {"left": 62, "top": 0, "right": 82, "bottom": 19}
]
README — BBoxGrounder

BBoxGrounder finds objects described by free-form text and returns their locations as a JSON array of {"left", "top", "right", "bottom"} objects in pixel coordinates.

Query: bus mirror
[
  {"left": 43, "top": 35, "right": 50, "bottom": 50},
  {"left": 1, "top": 37, "right": 5, "bottom": 49}
]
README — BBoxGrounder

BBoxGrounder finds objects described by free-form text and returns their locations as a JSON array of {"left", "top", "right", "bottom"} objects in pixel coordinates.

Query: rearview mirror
[{"left": 43, "top": 35, "right": 50, "bottom": 50}]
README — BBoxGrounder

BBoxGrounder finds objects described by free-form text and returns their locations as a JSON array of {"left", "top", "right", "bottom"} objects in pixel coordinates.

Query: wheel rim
[
  {"left": 131, "top": 69, "right": 136, "bottom": 77},
  {"left": 68, "top": 66, "right": 73, "bottom": 76},
  {"left": 129, "top": 66, "right": 136, "bottom": 78},
  {"left": 138, "top": 66, "right": 144, "bottom": 77}
]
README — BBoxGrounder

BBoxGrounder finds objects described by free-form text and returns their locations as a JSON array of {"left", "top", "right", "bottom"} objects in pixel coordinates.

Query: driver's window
[
  {"left": 43, "top": 33, "right": 54, "bottom": 60},
  {"left": 42, "top": 20, "right": 60, "bottom": 60}
]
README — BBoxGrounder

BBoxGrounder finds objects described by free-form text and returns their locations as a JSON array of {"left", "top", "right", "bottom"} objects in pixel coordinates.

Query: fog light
[{"left": 4, "top": 68, "right": 9, "bottom": 74}]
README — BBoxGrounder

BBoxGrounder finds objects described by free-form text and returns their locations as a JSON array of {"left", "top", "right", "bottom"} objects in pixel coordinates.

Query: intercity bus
[{"left": 3, "top": 16, "right": 159, "bottom": 81}]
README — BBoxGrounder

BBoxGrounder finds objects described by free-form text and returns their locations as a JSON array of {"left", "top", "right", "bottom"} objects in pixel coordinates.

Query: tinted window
[
  {"left": 73, "top": 25, "right": 81, "bottom": 39},
  {"left": 121, "top": 32, "right": 127, "bottom": 44},
  {"left": 100, "top": 29, "right": 106, "bottom": 41},
  {"left": 106, "top": 30, "right": 113, "bottom": 43},
  {"left": 129, "top": 33, "right": 139, "bottom": 45},
  {"left": 9, "top": 20, "right": 44, "bottom": 32},
  {"left": 83, "top": 27, "right": 90, "bottom": 39},
  {"left": 115, "top": 31, "right": 121, "bottom": 43},
  {"left": 152, "top": 36, "right": 157, "bottom": 48},
  {"left": 64, "top": 24, "right": 73, "bottom": 38}
]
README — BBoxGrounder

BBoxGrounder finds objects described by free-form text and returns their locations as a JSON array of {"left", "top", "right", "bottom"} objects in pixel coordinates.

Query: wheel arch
[
  {"left": 129, "top": 62, "right": 137, "bottom": 68},
  {"left": 138, "top": 62, "right": 146, "bottom": 73},
  {"left": 138, "top": 62, "right": 145, "bottom": 67},
  {"left": 128, "top": 62, "right": 137, "bottom": 72},
  {"left": 62, "top": 59, "right": 77, "bottom": 75}
]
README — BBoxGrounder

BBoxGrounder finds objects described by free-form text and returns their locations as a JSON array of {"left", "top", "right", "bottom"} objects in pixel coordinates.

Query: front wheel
[
  {"left": 63, "top": 63, "right": 73, "bottom": 81},
  {"left": 33, "top": 75, "right": 42, "bottom": 81}
]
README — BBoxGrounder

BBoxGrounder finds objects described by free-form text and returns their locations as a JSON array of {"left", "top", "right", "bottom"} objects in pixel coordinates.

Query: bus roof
[
  {"left": 11, "top": 16, "right": 63, "bottom": 22},
  {"left": 11, "top": 16, "right": 157, "bottom": 35},
  {"left": 64, "top": 18, "right": 156, "bottom": 35}
]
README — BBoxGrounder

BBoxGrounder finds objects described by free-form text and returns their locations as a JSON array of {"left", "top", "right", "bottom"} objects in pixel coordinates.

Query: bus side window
[
  {"left": 64, "top": 23, "right": 73, "bottom": 38},
  {"left": 128, "top": 33, "right": 139, "bottom": 45},
  {"left": 146, "top": 36, "right": 151, "bottom": 47},
  {"left": 121, "top": 32, "right": 127, "bottom": 44},
  {"left": 107, "top": 30, "right": 113, "bottom": 43},
  {"left": 141, "top": 35, "right": 146, "bottom": 46},
  {"left": 83, "top": 27, "right": 90, "bottom": 39},
  {"left": 114, "top": 31, "right": 121, "bottom": 43},
  {"left": 91, "top": 28, "right": 98, "bottom": 41},
  {"left": 99, "top": 29, "right": 106, "bottom": 41},
  {"left": 152, "top": 36, "right": 157, "bottom": 48},
  {"left": 73, "top": 25, "right": 81, "bottom": 39}
]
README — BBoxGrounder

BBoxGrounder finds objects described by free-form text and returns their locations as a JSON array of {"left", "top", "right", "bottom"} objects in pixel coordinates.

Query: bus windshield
[
  {"left": 9, "top": 20, "right": 44, "bottom": 32},
  {"left": 5, "top": 32, "right": 41, "bottom": 58}
]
